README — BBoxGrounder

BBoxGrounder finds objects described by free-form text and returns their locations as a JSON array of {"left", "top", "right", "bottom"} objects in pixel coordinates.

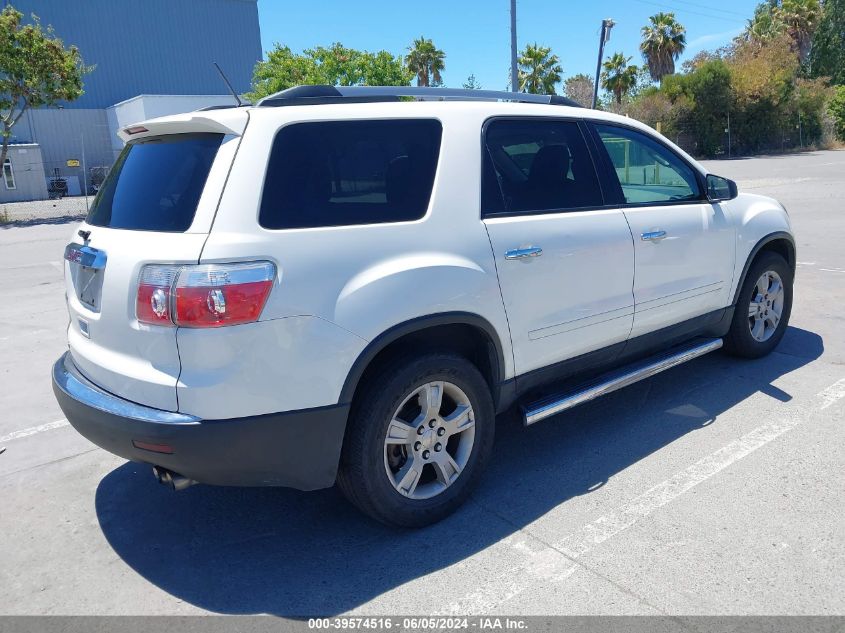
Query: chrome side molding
[{"left": 522, "top": 338, "right": 723, "bottom": 425}]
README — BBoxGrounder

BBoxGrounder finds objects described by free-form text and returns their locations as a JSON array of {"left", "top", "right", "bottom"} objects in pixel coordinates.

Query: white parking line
[
  {"left": 1, "top": 260, "right": 62, "bottom": 271},
  {"left": 818, "top": 378, "right": 845, "bottom": 410},
  {"left": 0, "top": 419, "right": 69, "bottom": 444},
  {"left": 440, "top": 377, "right": 845, "bottom": 615}
]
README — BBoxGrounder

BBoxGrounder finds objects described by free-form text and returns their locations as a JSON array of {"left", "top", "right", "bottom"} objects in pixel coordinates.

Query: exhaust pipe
[{"left": 152, "top": 466, "right": 197, "bottom": 491}]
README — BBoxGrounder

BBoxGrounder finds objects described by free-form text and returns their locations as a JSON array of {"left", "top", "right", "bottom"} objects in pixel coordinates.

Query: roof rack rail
[{"left": 256, "top": 85, "right": 583, "bottom": 108}]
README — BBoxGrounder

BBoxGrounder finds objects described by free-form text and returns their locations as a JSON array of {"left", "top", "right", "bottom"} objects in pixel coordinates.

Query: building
[{"left": 2, "top": 0, "right": 261, "bottom": 202}]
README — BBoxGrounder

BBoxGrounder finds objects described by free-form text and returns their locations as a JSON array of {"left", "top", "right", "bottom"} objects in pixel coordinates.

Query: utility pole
[
  {"left": 592, "top": 18, "right": 615, "bottom": 109},
  {"left": 510, "top": 0, "right": 519, "bottom": 92},
  {"left": 798, "top": 109, "right": 803, "bottom": 148},
  {"left": 727, "top": 110, "right": 731, "bottom": 158}
]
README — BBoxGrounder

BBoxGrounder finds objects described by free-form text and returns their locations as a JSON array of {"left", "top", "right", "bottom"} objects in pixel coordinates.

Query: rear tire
[
  {"left": 337, "top": 353, "right": 495, "bottom": 528},
  {"left": 724, "top": 251, "right": 792, "bottom": 359}
]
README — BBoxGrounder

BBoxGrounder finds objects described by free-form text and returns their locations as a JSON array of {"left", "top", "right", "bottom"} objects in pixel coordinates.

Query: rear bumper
[{"left": 51, "top": 352, "right": 349, "bottom": 490}]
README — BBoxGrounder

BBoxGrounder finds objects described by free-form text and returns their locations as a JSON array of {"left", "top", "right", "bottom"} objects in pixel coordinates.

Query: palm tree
[
  {"left": 518, "top": 43, "right": 563, "bottom": 94},
  {"left": 776, "top": 0, "right": 821, "bottom": 62},
  {"left": 601, "top": 52, "right": 638, "bottom": 104},
  {"left": 640, "top": 12, "right": 686, "bottom": 84},
  {"left": 405, "top": 37, "right": 446, "bottom": 87},
  {"left": 744, "top": 0, "right": 821, "bottom": 61}
]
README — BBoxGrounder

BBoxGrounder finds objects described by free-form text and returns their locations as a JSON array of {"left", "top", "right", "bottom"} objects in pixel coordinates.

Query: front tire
[
  {"left": 724, "top": 251, "right": 793, "bottom": 358},
  {"left": 337, "top": 353, "right": 495, "bottom": 528}
]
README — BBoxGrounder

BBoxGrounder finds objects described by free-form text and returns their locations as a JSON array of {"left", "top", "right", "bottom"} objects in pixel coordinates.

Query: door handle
[
  {"left": 641, "top": 230, "right": 667, "bottom": 241},
  {"left": 505, "top": 246, "right": 543, "bottom": 260}
]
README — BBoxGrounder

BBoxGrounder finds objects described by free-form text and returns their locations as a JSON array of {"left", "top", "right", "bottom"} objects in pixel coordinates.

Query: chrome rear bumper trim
[
  {"left": 523, "top": 338, "right": 723, "bottom": 425},
  {"left": 53, "top": 352, "right": 200, "bottom": 425}
]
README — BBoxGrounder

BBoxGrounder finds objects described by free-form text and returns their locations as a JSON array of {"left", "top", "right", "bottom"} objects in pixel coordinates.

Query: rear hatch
[{"left": 64, "top": 110, "right": 247, "bottom": 411}]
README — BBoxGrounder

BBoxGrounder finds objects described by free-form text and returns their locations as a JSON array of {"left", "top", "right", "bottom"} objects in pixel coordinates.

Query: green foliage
[
  {"left": 686, "top": 60, "right": 733, "bottom": 155},
  {"left": 828, "top": 85, "right": 845, "bottom": 141},
  {"left": 462, "top": 74, "right": 482, "bottom": 90},
  {"left": 620, "top": 9, "right": 839, "bottom": 158},
  {"left": 601, "top": 52, "right": 638, "bottom": 104},
  {"left": 0, "top": 5, "right": 89, "bottom": 166},
  {"left": 518, "top": 43, "right": 562, "bottom": 94},
  {"left": 640, "top": 12, "right": 687, "bottom": 84},
  {"left": 246, "top": 42, "right": 412, "bottom": 101},
  {"left": 405, "top": 37, "right": 445, "bottom": 87},
  {"left": 810, "top": 0, "right": 845, "bottom": 84},
  {"left": 744, "top": 0, "right": 821, "bottom": 62}
]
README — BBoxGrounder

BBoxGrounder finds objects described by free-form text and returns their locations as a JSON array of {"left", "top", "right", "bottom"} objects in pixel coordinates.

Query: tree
[
  {"left": 518, "top": 43, "right": 562, "bottom": 94},
  {"left": 361, "top": 50, "right": 415, "bottom": 86},
  {"left": 0, "top": 6, "right": 88, "bottom": 169},
  {"left": 246, "top": 42, "right": 411, "bottom": 101},
  {"left": 745, "top": 0, "right": 821, "bottom": 62},
  {"left": 563, "top": 73, "right": 593, "bottom": 107},
  {"left": 828, "top": 85, "right": 845, "bottom": 141},
  {"left": 810, "top": 0, "right": 845, "bottom": 84},
  {"left": 640, "top": 12, "right": 687, "bottom": 84},
  {"left": 601, "top": 52, "right": 638, "bottom": 104},
  {"left": 462, "top": 73, "right": 482, "bottom": 90},
  {"left": 777, "top": 0, "right": 821, "bottom": 62},
  {"left": 405, "top": 37, "right": 445, "bottom": 87}
]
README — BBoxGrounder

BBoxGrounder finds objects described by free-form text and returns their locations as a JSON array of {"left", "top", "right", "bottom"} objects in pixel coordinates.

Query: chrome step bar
[{"left": 522, "top": 338, "right": 723, "bottom": 425}]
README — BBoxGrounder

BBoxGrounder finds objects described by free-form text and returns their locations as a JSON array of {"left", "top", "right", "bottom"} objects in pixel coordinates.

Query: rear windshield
[
  {"left": 86, "top": 133, "right": 223, "bottom": 232},
  {"left": 259, "top": 119, "right": 442, "bottom": 229}
]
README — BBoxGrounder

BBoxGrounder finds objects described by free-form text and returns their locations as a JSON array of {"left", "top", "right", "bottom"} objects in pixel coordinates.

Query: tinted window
[
  {"left": 259, "top": 119, "right": 442, "bottom": 229},
  {"left": 594, "top": 124, "right": 701, "bottom": 204},
  {"left": 87, "top": 133, "right": 223, "bottom": 232},
  {"left": 482, "top": 119, "right": 603, "bottom": 215}
]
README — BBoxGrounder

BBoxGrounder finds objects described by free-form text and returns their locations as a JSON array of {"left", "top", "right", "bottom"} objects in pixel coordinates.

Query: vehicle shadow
[{"left": 95, "top": 326, "right": 823, "bottom": 616}]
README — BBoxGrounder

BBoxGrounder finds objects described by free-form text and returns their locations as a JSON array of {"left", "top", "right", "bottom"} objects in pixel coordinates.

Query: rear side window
[
  {"left": 259, "top": 119, "right": 442, "bottom": 229},
  {"left": 482, "top": 118, "right": 603, "bottom": 216},
  {"left": 87, "top": 133, "right": 223, "bottom": 232}
]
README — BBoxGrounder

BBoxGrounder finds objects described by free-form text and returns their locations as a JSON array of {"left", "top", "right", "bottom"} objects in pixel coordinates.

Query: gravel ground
[{"left": 1, "top": 195, "right": 90, "bottom": 225}]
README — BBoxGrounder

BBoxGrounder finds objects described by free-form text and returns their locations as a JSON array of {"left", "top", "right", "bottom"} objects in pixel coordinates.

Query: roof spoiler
[
  {"left": 256, "top": 85, "right": 583, "bottom": 108},
  {"left": 117, "top": 109, "right": 248, "bottom": 143}
]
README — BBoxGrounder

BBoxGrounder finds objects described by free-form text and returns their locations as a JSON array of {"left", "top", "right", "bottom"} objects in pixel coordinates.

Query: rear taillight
[
  {"left": 137, "top": 265, "right": 180, "bottom": 325},
  {"left": 136, "top": 262, "right": 275, "bottom": 328}
]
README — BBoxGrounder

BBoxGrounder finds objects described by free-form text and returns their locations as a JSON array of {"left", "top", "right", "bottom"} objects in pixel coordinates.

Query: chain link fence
[
  {"left": 651, "top": 111, "right": 839, "bottom": 159},
  {"left": 0, "top": 159, "right": 109, "bottom": 227}
]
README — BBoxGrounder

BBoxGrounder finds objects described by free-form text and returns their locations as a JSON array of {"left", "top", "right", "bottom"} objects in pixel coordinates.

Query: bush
[{"left": 829, "top": 86, "right": 845, "bottom": 142}]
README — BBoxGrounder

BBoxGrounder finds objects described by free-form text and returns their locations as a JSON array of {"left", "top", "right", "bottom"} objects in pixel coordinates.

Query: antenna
[{"left": 213, "top": 62, "right": 243, "bottom": 107}]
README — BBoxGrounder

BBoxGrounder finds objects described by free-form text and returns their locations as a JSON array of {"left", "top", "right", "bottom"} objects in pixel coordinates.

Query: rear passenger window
[
  {"left": 259, "top": 119, "right": 442, "bottom": 229},
  {"left": 482, "top": 119, "right": 603, "bottom": 216}
]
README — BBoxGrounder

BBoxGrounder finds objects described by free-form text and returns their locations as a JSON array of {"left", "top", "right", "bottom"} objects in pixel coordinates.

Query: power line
[
  {"left": 632, "top": 0, "right": 747, "bottom": 25},
  {"left": 666, "top": 0, "right": 749, "bottom": 19}
]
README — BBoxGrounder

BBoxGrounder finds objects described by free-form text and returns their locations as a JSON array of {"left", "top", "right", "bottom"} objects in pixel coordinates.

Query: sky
[{"left": 256, "top": 0, "right": 762, "bottom": 92}]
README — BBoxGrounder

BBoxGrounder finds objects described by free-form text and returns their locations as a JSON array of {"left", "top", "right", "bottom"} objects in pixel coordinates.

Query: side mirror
[{"left": 706, "top": 174, "right": 738, "bottom": 202}]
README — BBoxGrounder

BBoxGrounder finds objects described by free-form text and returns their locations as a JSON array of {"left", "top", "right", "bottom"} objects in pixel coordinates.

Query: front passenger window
[{"left": 594, "top": 124, "right": 701, "bottom": 205}]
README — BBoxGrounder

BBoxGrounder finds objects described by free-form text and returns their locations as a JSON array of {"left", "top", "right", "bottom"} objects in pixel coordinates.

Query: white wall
[
  {"left": 0, "top": 144, "right": 48, "bottom": 203},
  {"left": 107, "top": 95, "right": 238, "bottom": 152}
]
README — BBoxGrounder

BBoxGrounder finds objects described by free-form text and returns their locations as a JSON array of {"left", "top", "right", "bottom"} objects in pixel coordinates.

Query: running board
[{"left": 522, "top": 338, "right": 723, "bottom": 425}]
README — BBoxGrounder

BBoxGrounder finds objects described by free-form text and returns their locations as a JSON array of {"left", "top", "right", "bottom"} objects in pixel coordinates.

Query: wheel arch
[
  {"left": 338, "top": 312, "right": 509, "bottom": 411},
  {"left": 732, "top": 231, "right": 796, "bottom": 306}
]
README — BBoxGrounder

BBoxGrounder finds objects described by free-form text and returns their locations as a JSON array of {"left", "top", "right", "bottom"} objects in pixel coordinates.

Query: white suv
[{"left": 53, "top": 86, "right": 795, "bottom": 527}]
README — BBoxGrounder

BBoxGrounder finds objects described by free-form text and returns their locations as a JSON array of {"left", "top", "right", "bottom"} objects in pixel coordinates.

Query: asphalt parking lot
[{"left": 1, "top": 150, "right": 844, "bottom": 617}]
